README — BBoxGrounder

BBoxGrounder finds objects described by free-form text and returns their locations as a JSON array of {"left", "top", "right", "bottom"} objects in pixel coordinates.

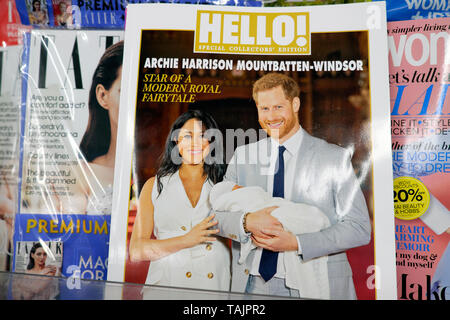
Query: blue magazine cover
[
  {"left": 374, "top": 0, "right": 449, "bottom": 21},
  {"left": 13, "top": 29, "right": 124, "bottom": 298},
  {"left": 15, "top": 0, "right": 262, "bottom": 29}
]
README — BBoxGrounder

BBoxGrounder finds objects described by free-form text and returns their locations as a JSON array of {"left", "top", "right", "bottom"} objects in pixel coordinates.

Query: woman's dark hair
[
  {"left": 156, "top": 110, "right": 226, "bottom": 195},
  {"left": 79, "top": 40, "right": 124, "bottom": 162},
  {"left": 32, "top": 0, "right": 41, "bottom": 11},
  {"left": 26, "top": 243, "right": 43, "bottom": 270}
]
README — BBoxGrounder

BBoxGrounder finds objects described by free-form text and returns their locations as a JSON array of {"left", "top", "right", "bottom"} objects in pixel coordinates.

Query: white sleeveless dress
[{"left": 144, "top": 171, "right": 231, "bottom": 291}]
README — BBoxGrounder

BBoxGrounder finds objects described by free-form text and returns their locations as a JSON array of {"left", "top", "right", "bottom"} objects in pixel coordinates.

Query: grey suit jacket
[{"left": 214, "top": 128, "right": 372, "bottom": 299}]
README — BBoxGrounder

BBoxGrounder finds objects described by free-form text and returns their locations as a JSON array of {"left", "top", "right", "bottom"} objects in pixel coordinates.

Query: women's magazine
[
  {"left": 107, "top": 2, "right": 396, "bottom": 299},
  {"left": 0, "top": 0, "right": 25, "bottom": 272},
  {"left": 0, "top": 0, "right": 25, "bottom": 46},
  {"left": 0, "top": 44, "right": 22, "bottom": 273},
  {"left": 14, "top": 240, "right": 63, "bottom": 274},
  {"left": 388, "top": 17, "right": 450, "bottom": 300},
  {"left": 13, "top": 29, "right": 124, "bottom": 297},
  {"left": 14, "top": 0, "right": 263, "bottom": 29},
  {"left": 374, "top": 0, "right": 450, "bottom": 21},
  {"left": 11, "top": 240, "right": 63, "bottom": 299}
]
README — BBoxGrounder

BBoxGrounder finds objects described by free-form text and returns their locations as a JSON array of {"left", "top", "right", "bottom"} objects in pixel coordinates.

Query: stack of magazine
[{"left": 0, "top": 0, "right": 447, "bottom": 300}]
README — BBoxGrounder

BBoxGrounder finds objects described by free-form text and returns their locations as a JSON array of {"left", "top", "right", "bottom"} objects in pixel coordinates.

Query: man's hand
[
  {"left": 252, "top": 227, "right": 299, "bottom": 252},
  {"left": 246, "top": 206, "right": 282, "bottom": 239}
]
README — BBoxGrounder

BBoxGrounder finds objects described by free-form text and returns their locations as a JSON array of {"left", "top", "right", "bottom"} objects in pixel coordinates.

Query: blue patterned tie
[{"left": 259, "top": 145, "right": 286, "bottom": 282}]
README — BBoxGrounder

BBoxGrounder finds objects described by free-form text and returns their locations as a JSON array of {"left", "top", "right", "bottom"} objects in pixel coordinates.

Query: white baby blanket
[{"left": 210, "top": 181, "right": 331, "bottom": 299}]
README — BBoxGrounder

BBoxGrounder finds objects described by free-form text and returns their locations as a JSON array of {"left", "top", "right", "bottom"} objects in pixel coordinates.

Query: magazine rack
[{"left": 0, "top": 271, "right": 297, "bottom": 300}]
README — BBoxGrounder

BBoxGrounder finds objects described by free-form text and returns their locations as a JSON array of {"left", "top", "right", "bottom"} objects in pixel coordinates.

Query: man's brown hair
[{"left": 252, "top": 72, "right": 300, "bottom": 103}]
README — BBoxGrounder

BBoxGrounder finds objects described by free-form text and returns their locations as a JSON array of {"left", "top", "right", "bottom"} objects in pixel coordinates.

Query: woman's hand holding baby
[{"left": 183, "top": 214, "right": 219, "bottom": 247}]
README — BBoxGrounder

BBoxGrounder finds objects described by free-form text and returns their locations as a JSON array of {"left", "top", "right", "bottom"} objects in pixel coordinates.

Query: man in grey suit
[{"left": 214, "top": 73, "right": 372, "bottom": 299}]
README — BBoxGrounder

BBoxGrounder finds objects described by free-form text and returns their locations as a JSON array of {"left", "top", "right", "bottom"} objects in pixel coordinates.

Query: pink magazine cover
[{"left": 388, "top": 17, "right": 450, "bottom": 300}]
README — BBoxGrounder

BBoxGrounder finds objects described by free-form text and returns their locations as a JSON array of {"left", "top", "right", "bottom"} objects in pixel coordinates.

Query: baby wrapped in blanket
[{"left": 209, "top": 181, "right": 331, "bottom": 299}]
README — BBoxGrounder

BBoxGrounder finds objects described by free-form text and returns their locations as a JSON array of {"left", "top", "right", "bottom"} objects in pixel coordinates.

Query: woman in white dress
[{"left": 129, "top": 110, "right": 231, "bottom": 292}]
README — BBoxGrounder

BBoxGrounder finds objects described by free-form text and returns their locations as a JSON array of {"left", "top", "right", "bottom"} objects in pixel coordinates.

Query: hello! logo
[{"left": 194, "top": 10, "right": 311, "bottom": 55}]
